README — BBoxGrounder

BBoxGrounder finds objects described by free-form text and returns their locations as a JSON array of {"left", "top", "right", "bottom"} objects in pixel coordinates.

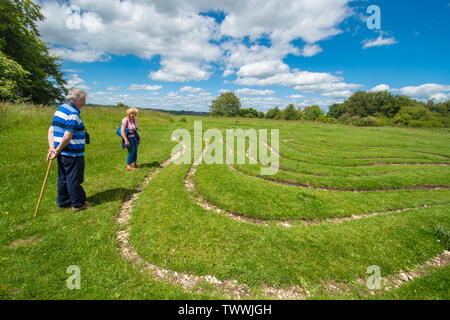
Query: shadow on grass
[
  {"left": 87, "top": 188, "right": 137, "bottom": 205},
  {"left": 138, "top": 161, "right": 161, "bottom": 168},
  {"left": 86, "top": 161, "right": 160, "bottom": 205}
]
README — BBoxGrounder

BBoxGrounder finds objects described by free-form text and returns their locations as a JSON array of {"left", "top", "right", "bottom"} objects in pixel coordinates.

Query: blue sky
[{"left": 36, "top": 0, "right": 450, "bottom": 112}]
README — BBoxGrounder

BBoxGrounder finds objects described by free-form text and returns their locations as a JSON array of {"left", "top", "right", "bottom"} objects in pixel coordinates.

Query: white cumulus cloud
[
  {"left": 400, "top": 83, "right": 450, "bottom": 99},
  {"left": 321, "top": 90, "right": 353, "bottom": 98},
  {"left": 301, "top": 44, "right": 323, "bottom": 57},
  {"left": 294, "top": 82, "right": 362, "bottom": 98},
  {"left": 149, "top": 59, "right": 212, "bottom": 82},
  {"left": 236, "top": 69, "right": 342, "bottom": 87},
  {"left": 179, "top": 86, "right": 210, "bottom": 96},
  {"left": 430, "top": 92, "right": 450, "bottom": 102},
  {"left": 49, "top": 46, "right": 108, "bottom": 63},
  {"left": 362, "top": 35, "right": 397, "bottom": 49},
  {"left": 107, "top": 86, "right": 121, "bottom": 91},
  {"left": 370, "top": 84, "right": 391, "bottom": 92},
  {"left": 128, "top": 84, "right": 162, "bottom": 91},
  {"left": 400, "top": 83, "right": 450, "bottom": 100},
  {"left": 66, "top": 74, "right": 90, "bottom": 90},
  {"left": 236, "top": 88, "right": 275, "bottom": 96},
  {"left": 39, "top": 0, "right": 354, "bottom": 84}
]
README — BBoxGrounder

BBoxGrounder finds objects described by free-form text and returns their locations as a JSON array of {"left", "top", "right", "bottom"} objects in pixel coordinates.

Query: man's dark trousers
[{"left": 57, "top": 155, "right": 86, "bottom": 208}]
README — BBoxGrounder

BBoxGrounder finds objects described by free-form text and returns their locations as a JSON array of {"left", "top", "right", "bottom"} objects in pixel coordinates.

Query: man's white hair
[{"left": 66, "top": 88, "right": 87, "bottom": 102}]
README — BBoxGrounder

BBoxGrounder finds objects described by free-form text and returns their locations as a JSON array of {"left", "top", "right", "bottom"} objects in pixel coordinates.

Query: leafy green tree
[
  {"left": 297, "top": 107, "right": 305, "bottom": 120},
  {"left": 396, "top": 105, "right": 433, "bottom": 121},
  {"left": 0, "top": 0, "right": 66, "bottom": 104},
  {"left": 426, "top": 99, "right": 450, "bottom": 116},
  {"left": 371, "top": 91, "right": 400, "bottom": 117},
  {"left": 209, "top": 92, "right": 241, "bottom": 116},
  {"left": 303, "top": 105, "right": 324, "bottom": 121},
  {"left": 327, "top": 103, "right": 346, "bottom": 118},
  {"left": 0, "top": 50, "right": 29, "bottom": 100},
  {"left": 345, "top": 91, "right": 371, "bottom": 117},
  {"left": 341, "top": 91, "right": 419, "bottom": 118},
  {"left": 326, "top": 89, "right": 449, "bottom": 127},
  {"left": 265, "top": 106, "right": 281, "bottom": 119},
  {"left": 281, "top": 104, "right": 300, "bottom": 120},
  {"left": 238, "top": 107, "right": 260, "bottom": 118},
  {"left": 117, "top": 102, "right": 128, "bottom": 109}
]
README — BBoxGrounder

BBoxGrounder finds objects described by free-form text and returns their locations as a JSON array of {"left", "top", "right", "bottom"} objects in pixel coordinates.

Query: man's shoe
[{"left": 72, "top": 202, "right": 94, "bottom": 212}]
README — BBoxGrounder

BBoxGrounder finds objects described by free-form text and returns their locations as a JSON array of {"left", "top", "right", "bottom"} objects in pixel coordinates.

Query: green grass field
[{"left": 1, "top": 103, "right": 449, "bottom": 299}]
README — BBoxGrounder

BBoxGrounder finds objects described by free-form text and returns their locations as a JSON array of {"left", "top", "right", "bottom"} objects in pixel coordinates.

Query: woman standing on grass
[{"left": 121, "top": 107, "right": 140, "bottom": 170}]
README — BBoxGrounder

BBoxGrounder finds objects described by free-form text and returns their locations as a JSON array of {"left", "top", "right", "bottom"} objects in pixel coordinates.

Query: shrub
[
  {"left": 348, "top": 115, "right": 361, "bottom": 125},
  {"left": 435, "top": 224, "right": 450, "bottom": 250},
  {"left": 393, "top": 112, "right": 412, "bottom": 126},
  {"left": 179, "top": 117, "right": 187, "bottom": 123},
  {"left": 238, "top": 108, "right": 259, "bottom": 118},
  {"left": 316, "top": 115, "right": 337, "bottom": 123},
  {"left": 117, "top": 102, "right": 128, "bottom": 109},
  {"left": 338, "top": 113, "right": 363, "bottom": 125},
  {"left": 378, "top": 117, "right": 394, "bottom": 127},
  {"left": 337, "top": 113, "right": 352, "bottom": 124},
  {"left": 356, "top": 116, "right": 380, "bottom": 127},
  {"left": 408, "top": 120, "right": 444, "bottom": 128},
  {"left": 399, "top": 105, "right": 433, "bottom": 120}
]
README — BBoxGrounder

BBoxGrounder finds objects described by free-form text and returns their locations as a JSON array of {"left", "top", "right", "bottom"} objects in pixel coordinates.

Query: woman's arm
[{"left": 121, "top": 124, "right": 130, "bottom": 147}]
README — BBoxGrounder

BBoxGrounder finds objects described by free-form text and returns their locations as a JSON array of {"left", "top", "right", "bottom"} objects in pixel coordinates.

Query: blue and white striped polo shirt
[{"left": 51, "top": 102, "right": 86, "bottom": 157}]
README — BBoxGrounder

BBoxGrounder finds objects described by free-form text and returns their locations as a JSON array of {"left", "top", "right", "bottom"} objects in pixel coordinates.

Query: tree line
[{"left": 210, "top": 91, "right": 450, "bottom": 128}]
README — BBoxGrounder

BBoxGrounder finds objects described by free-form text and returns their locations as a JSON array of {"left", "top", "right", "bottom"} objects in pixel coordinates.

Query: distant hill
[
  {"left": 149, "top": 108, "right": 210, "bottom": 116},
  {"left": 85, "top": 104, "right": 210, "bottom": 116}
]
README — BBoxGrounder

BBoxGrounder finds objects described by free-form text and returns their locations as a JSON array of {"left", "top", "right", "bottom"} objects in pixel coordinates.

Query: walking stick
[{"left": 34, "top": 158, "right": 53, "bottom": 217}]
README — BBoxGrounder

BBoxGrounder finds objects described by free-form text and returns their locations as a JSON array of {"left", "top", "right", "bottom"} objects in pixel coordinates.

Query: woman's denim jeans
[{"left": 127, "top": 137, "right": 138, "bottom": 165}]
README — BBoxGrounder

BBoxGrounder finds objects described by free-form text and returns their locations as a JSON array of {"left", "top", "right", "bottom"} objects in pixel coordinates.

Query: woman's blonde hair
[{"left": 127, "top": 107, "right": 138, "bottom": 115}]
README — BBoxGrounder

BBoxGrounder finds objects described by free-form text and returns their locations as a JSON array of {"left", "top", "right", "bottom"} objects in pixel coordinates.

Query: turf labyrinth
[{"left": 121, "top": 131, "right": 450, "bottom": 299}]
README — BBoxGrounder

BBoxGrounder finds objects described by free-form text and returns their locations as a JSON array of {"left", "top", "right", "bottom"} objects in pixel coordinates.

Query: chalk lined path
[
  {"left": 187, "top": 140, "right": 450, "bottom": 227},
  {"left": 227, "top": 139, "right": 450, "bottom": 192},
  {"left": 283, "top": 138, "right": 450, "bottom": 160},
  {"left": 282, "top": 139, "right": 450, "bottom": 165},
  {"left": 115, "top": 138, "right": 450, "bottom": 299}
]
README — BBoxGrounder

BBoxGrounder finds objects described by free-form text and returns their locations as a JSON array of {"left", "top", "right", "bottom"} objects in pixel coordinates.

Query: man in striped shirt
[{"left": 47, "top": 88, "right": 93, "bottom": 212}]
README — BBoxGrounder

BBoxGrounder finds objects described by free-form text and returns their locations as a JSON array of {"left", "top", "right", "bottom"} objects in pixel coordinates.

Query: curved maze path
[
  {"left": 283, "top": 138, "right": 450, "bottom": 162},
  {"left": 116, "top": 136, "right": 450, "bottom": 299},
  {"left": 227, "top": 140, "right": 450, "bottom": 192},
  {"left": 188, "top": 140, "right": 449, "bottom": 227},
  {"left": 116, "top": 140, "right": 301, "bottom": 299}
]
